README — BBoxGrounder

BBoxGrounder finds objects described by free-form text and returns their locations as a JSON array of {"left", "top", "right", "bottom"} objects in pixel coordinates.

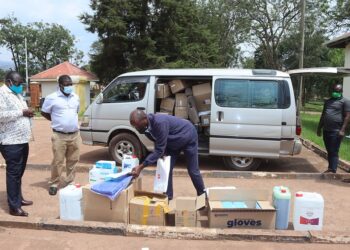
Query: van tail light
[{"left": 296, "top": 125, "right": 302, "bottom": 136}]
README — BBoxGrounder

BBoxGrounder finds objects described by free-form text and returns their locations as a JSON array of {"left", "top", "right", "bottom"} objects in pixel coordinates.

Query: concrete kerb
[
  {"left": 301, "top": 138, "right": 350, "bottom": 173},
  {"left": 11, "top": 163, "right": 349, "bottom": 180},
  {"left": 0, "top": 215, "right": 316, "bottom": 243},
  {"left": 0, "top": 215, "right": 349, "bottom": 244}
]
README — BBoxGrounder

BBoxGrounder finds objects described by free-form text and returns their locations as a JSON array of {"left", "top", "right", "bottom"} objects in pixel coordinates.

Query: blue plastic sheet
[{"left": 91, "top": 173, "right": 133, "bottom": 200}]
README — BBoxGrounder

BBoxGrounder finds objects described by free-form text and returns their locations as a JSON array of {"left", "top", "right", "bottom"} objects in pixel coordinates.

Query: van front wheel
[
  {"left": 223, "top": 156, "right": 261, "bottom": 171},
  {"left": 109, "top": 133, "right": 143, "bottom": 165}
]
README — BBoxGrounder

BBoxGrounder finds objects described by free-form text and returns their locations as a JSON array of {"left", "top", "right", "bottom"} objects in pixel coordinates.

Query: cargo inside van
[{"left": 154, "top": 77, "right": 213, "bottom": 154}]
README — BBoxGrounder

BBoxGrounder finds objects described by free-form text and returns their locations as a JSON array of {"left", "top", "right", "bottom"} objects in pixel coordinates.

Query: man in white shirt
[
  {"left": 0, "top": 71, "right": 34, "bottom": 217},
  {"left": 41, "top": 75, "right": 81, "bottom": 195}
]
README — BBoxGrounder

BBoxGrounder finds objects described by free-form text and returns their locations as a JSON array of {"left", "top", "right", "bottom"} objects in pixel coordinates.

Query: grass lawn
[
  {"left": 301, "top": 112, "right": 350, "bottom": 162},
  {"left": 301, "top": 100, "right": 324, "bottom": 113}
]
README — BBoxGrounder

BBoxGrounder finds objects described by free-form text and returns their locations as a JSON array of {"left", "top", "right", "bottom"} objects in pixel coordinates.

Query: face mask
[
  {"left": 331, "top": 92, "right": 342, "bottom": 99},
  {"left": 9, "top": 84, "right": 23, "bottom": 94},
  {"left": 63, "top": 86, "right": 73, "bottom": 95}
]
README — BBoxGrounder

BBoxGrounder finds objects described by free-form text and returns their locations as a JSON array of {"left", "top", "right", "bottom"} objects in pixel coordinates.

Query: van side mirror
[{"left": 96, "top": 93, "right": 104, "bottom": 104}]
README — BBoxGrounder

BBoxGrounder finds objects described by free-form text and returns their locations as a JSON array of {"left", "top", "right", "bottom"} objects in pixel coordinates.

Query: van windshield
[
  {"left": 214, "top": 79, "right": 290, "bottom": 109},
  {"left": 103, "top": 76, "right": 149, "bottom": 103}
]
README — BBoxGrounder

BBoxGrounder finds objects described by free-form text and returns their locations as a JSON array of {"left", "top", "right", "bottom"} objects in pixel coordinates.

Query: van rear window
[{"left": 214, "top": 79, "right": 290, "bottom": 109}]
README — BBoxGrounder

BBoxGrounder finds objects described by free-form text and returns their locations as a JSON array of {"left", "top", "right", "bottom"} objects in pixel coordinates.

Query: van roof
[{"left": 119, "top": 68, "right": 290, "bottom": 78}]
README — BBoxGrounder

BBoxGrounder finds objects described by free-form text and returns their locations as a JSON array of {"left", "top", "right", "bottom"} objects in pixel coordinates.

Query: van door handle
[
  {"left": 282, "top": 122, "right": 287, "bottom": 125},
  {"left": 137, "top": 107, "right": 146, "bottom": 110},
  {"left": 217, "top": 111, "right": 224, "bottom": 122}
]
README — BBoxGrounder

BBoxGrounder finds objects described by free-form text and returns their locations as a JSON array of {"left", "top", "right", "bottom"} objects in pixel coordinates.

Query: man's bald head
[
  {"left": 130, "top": 109, "right": 148, "bottom": 133},
  {"left": 333, "top": 83, "right": 343, "bottom": 92}
]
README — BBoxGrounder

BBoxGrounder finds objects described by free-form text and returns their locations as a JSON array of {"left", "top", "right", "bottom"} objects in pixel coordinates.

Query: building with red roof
[{"left": 30, "top": 61, "right": 99, "bottom": 110}]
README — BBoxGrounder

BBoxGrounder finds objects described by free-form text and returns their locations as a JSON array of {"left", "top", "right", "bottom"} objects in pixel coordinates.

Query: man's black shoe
[
  {"left": 9, "top": 207, "right": 28, "bottom": 217},
  {"left": 49, "top": 186, "right": 57, "bottom": 196},
  {"left": 323, "top": 169, "right": 335, "bottom": 174},
  {"left": 342, "top": 178, "right": 350, "bottom": 183},
  {"left": 21, "top": 199, "right": 33, "bottom": 206}
]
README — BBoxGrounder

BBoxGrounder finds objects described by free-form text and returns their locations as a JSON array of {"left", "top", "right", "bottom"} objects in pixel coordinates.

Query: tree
[
  {"left": 0, "top": 16, "right": 84, "bottom": 76},
  {"left": 81, "top": 0, "right": 247, "bottom": 82},
  {"left": 236, "top": 0, "right": 300, "bottom": 69},
  {"left": 0, "top": 17, "right": 27, "bottom": 75},
  {"left": 328, "top": 0, "right": 350, "bottom": 33}
]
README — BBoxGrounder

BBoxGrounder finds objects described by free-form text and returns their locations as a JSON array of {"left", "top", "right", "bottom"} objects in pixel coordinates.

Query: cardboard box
[
  {"left": 188, "top": 96, "right": 200, "bottom": 124},
  {"left": 156, "top": 83, "right": 171, "bottom": 99},
  {"left": 200, "top": 114, "right": 210, "bottom": 127},
  {"left": 175, "top": 93, "right": 188, "bottom": 107},
  {"left": 175, "top": 107, "right": 188, "bottom": 119},
  {"left": 208, "top": 188, "right": 276, "bottom": 229},
  {"left": 166, "top": 200, "right": 176, "bottom": 226},
  {"left": 175, "top": 194, "right": 206, "bottom": 227},
  {"left": 196, "top": 208, "right": 209, "bottom": 228},
  {"left": 169, "top": 80, "right": 188, "bottom": 94},
  {"left": 192, "top": 83, "right": 211, "bottom": 112},
  {"left": 185, "top": 88, "right": 193, "bottom": 96},
  {"left": 83, "top": 178, "right": 142, "bottom": 223},
  {"left": 129, "top": 191, "right": 169, "bottom": 226},
  {"left": 160, "top": 98, "right": 175, "bottom": 113}
]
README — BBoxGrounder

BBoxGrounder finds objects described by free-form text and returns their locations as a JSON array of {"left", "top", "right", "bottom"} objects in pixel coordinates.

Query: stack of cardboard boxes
[
  {"left": 156, "top": 79, "right": 212, "bottom": 128},
  {"left": 82, "top": 181, "right": 276, "bottom": 229}
]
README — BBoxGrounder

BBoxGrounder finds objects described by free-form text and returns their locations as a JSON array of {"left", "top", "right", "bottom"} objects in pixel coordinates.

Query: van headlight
[{"left": 81, "top": 116, "right": 90, "bottom": 127}]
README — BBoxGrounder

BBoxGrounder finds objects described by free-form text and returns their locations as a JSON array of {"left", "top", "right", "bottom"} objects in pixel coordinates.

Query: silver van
[{"left": 80, "top": 68, "right": 303, "bottom": 171}]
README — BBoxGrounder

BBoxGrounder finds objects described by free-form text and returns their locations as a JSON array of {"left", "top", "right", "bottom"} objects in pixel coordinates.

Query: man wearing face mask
[
  {"left": 317, "top": 83, "right": 350, "bottom": 174},
  {"left": 129, "top": 109, "right": 205, "bottom": 200},
  {"left": 41, "top": 75, "right": 80, "bottom": 195},
  {"left": 0, "top": 71, "right": 34, "bottom": 216}
]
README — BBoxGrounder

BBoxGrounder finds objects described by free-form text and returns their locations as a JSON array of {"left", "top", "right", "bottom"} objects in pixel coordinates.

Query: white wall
[
  {"left": 343, "top": 44, "right": 350, "bottom": 99},
  {"left": 41, "top": 82, "right": 58, "bottom": 98}
]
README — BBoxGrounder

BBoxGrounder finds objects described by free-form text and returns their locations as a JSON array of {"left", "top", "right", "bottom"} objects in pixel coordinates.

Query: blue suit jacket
[{"left": 143, "top": 114, "right": 196, "bottom": 166}]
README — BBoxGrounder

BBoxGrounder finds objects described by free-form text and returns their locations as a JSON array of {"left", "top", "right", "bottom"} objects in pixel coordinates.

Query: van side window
[
  {"left": 103, "top": 76, "right": 149, "bottom": 103},
  {"left": 214, "top": 79, "right": 290, "bottom": 109}
]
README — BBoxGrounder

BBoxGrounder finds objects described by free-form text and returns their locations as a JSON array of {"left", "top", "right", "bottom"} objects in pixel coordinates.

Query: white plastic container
[
  {"left": 59, "top": 184, "right": 83, "bottom": 221},
  {"left": 293, "top": 192, "right": 324, "bottom": 231},
  {"left": 273, "top": 186, "right": 291, "bottom": 230},
  {"left": 122, "top": 154, "right": 139, "bottom": 172}
]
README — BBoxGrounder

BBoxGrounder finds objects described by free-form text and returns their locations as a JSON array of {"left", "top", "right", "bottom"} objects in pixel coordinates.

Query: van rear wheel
[
  {"left": 223, "top": 156, "right": 261, "bottom": 171},
  {"left": 108, "top": 133, "right": 143, "bottom": 165}
]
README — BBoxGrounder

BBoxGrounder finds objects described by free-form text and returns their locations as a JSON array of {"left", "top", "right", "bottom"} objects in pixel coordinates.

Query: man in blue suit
[{"left": 129, "top": 109, "right": 205, "bottom": 199}]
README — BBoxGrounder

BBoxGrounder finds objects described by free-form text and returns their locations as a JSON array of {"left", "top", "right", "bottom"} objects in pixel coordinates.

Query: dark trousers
[
  {"left": 166, "top": 134, "right": 205, "bottom": 200},
  {"left": 0, "top": 143, "right": 29, "bottom": 209},
  {"left": 323, "top": 131, "right": 342, "bottom": 173}
]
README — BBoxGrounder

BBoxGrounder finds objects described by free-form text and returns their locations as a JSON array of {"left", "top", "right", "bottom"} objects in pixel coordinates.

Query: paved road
[{"left": 0, "top": 119, "right": 338, "bottom": 173}]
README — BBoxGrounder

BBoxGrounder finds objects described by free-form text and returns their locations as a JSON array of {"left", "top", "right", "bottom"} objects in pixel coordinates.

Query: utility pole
[
  {"left": 297, "top": 0, "right": 306, "bottom": 116},
  {"left": 25, "top": 37, "right": 28, "bottom": 84}
]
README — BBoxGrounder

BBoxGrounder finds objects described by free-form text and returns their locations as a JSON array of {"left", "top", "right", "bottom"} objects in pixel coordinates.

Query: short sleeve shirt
[
  {"left": 322, "top": 97, "right": 350, "bottom": 131},
  {"left": 41, "top": 90, "right": 80, "bottom": 133}
]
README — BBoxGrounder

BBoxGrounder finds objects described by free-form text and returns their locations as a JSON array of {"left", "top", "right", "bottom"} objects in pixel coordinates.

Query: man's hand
[
  {"left": 130, "top": 165, "right": 143, "bottom": 178},
  {"left": 339, "top": 130, "right": 345, "bottom": 137},
  {"left": 317, "top": 127, "right": 322, "bottom": 137},
  {"left": 23, "top": 109, "right": 34, "bottom": 118}
]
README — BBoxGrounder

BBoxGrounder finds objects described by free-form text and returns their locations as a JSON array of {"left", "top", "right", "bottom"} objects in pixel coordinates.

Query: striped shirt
[{"left": 0, "top": 85, "right": 32, "bottom": 145}]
